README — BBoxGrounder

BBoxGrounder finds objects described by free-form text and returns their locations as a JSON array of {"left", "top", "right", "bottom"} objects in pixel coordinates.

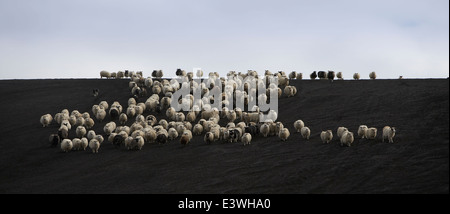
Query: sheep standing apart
[
  {"left": 320, "top": 130, "right": 333, "bottom": 144},
  {"left": 294, "top": 120, "right": 304, "bottom": 132},
  {"left": 382, "top": 126, "right": 396, "bottom": 143},
  {"left": 369, "top": 72, "right": 377, "bottom": 80},
  {"left": 241, "top": 133, "right": 252, "bottom": 145},
  {"left": 337, "top": 127, "right": 349, "bottom": 139},
  {"left": 301, "top": 127, "right": 311, "bottom": 140},
  {"left": 61, "top": 139, "right": 73, "bottom": 152},
  {"left": 296, "top": 73, "right": 303, "bottom": 80},
  {"left": 358, "top": 125, "right": 368, "bottom": 139},
  {"left": 40, "top": 114, "right": 53, "bottom": 127},
  {"left": 279, "top": 128, "right": 290, "bottom": 141},
  {"left": 340, "top": 131, "right": 354, "bottom": 147},
  {"left": 365, "top": 127, "right": 378, "bottom": 140},
  {"left": 76, "top": 126, "right": 87, "bottom": 138},
  {"left": 89, "top": 139, "right": 100, "bottom": 153},
  {"left": 353, "top": 73, "right": 360, "bottom": 80}
]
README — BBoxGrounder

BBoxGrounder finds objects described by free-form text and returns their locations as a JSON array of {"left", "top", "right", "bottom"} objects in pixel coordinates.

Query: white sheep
[
  {"left": 94, "top": 135, "right": 104, "bottom": 144},
  {"left": 80, "top": 138, "right": 88, "bottom": 150},
  {"left": 40, "top": 114, "right": 53, "bottom": 127},
  {"left": 284, "top": 86, "right": 297, "bottom": 97},
  {"left": 61, "top": 139, "right": 73, "bottom": 153},
  {"left": 126, "top": 106, "right": 136, "bottom": 118},
  {"left": 168, "top": 128, "right": 179, "bottom": 140},
  {"left": 369, "top": 71, "right": 377, "bottom": 80},
  {"left": 226, "top": 110, "right": 237, "bottom": 123},
  {"left": 124, "top": 136, "right": 134, "bottom": 149},
  {"left": 242, "top": 133, "right": 252, "bottom": 145},
  {"left": 99, "top": 101, "right": 109, "bottom": 110},
  {"left": 95, "top": 108, "right": 106, "bottom": 122},
  {"left": 365, "top": 127, "right": 378, "bottom": 140},
  {"left": 279, "top": 128, "right": 290, "bottom": 141},
  {"left": 337, "top": 127, "right": 349, "bottom": 139},
  {"left": 358, "top": 125, "right": 368, "bottom": 139},
  {"left": 340, "top": 131, "right": 354, "bottom": 147},
  {"left": 100, "top": 70, "right": 111, "bottom": 79},
  {"left": 301, "top": 127, "right": 311, "bottom": 140},
  {"left": 75, "top": 117, "right": 85, "bottom": 127},
  {"left": 89, "top": 139, "right": 100, "bottom": 153},
  {"left": 320, "top": 130, "right": 333, "bottom": 144},
  {"left": 119, "top": 113, "right": 128, "bottom": 125},
  {"left": 294, "top": 120, "right": 304, "bottom": 132},
  {"left": 193, "top": 124, "right": 203, "bottom": 135},
  {"left": 382, "top": 126, "right": 396, "bottom": 143},
  {"left": 103, "top": 122, "right": 117, "bottom": 136},
  {"left": 76, "top": 126, "right": 87, "bottom": 138},
  {"left": 72, "top": 138, "right": 82, "bottom": 151},
  {"left": 143, "top": 128, "right": 157, "bottom": 143},
  {"left": 260, "top": 123, "right": 270, "bottom": 137},
  {"left": 353, "top": 73, "right": 360, "bottom": 80},
  {"left": 175, "top": 112, "right": 185, "bottom": 122}
]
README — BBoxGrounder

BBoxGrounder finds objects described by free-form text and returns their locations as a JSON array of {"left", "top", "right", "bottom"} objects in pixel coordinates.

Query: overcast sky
[{"left": 0, "top": 0, "right": 448, "bottom": 79}]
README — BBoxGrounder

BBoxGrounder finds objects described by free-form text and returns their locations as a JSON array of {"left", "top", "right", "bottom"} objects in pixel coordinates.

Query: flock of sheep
[{"left": 40, "top": 69, "right": 396, "bottom": 153}]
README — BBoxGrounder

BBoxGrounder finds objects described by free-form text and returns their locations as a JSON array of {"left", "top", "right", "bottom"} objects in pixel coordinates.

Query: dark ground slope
[{"left": 0, "top": 78, "right": 448, "bottom": 193}]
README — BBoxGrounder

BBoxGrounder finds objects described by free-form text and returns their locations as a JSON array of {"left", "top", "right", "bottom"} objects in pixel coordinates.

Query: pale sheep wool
[
  {"left": 89, "top": 139, "right": 100, "bottom": 153},
  {"left": 358, "top": 125, "right": 368, "bottom": 139},
  {"left": 40, "top": 114, "right": 53, "bottom": 127},
  {"left": 301, "top": 127, "right": 311, "bottom": 140},
  {"left": 340, "top": 131, "right": 354, "bottom": 147},
  {"left": 382, "top": 126, "right": 396, "bottom": 143},
  {"left": 61, "top": 139, "right": 73, "bottom": 153},
  {"left": 241, "top": 133, "right": 252, "bottom": 145},
  {"left": 279, "top": 128, "right": 290, "bottom": 141},
  {"left": 294, "top": 120, "right": 304, "bottom": 132},
  {"left": 320, "top": 130, "right": 333, "bottom": 144}
]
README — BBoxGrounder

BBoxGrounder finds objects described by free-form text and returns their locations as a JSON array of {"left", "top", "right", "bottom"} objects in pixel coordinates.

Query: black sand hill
[{"left": 0, "top": 78, "right": 448, "bottom": 193}]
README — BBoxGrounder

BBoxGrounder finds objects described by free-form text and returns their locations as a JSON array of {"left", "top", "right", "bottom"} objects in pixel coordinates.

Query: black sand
[{"left": 0, "top": 78, "right": 448, "bottom": 193}]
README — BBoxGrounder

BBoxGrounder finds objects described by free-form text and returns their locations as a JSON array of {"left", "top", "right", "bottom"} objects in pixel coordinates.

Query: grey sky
[{"left": 0, "top": 0, "right": 448, "bottom": 79}]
